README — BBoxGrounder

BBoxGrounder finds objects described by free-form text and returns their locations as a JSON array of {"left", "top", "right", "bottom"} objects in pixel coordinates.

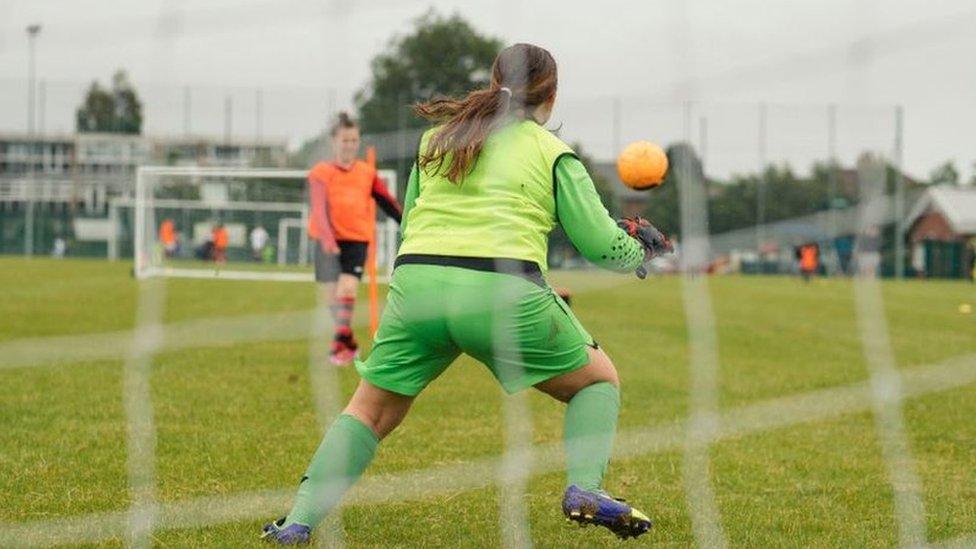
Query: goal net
[{"left": 130, "top": 166, "right": 399, "bottom": 282}]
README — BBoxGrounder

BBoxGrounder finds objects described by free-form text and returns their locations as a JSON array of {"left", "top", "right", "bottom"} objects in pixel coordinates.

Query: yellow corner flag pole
[{"left": 365, "top": 146, "right": 380, "bottom": 338}]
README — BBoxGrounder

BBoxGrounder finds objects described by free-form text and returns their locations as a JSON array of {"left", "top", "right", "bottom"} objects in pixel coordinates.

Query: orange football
[{"left": 617, "top": 141, "right": 668, "bottom": 190}]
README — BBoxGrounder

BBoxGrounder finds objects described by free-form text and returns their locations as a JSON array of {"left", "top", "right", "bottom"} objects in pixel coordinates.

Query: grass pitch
[{"left": 1, "top": 257, "right": 974, "bottom": 547}]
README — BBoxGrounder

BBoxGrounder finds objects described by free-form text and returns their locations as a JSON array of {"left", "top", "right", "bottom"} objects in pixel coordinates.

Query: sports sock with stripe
[{"left": 330, "top": 296, "right": 357, "bottom": 347}]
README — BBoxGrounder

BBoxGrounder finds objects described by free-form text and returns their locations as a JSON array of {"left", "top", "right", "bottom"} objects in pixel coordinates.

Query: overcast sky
[{"left": 1, "top": 0, "right": 974, "bottom": 180}]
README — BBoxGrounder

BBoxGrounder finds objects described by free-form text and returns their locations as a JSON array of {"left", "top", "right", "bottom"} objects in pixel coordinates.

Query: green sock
[
  {"left": 286, "top": 414, "right": 379, "bottom": 528},
  {"left": 564, "top": 382, "right": 620, "bottom": 491}
]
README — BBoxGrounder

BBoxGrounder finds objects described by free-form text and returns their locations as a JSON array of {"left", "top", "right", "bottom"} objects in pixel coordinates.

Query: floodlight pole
[
  {"left": 757, "top": 102, "right": 767, "bottom": 258},
  {"left": 38, "top": 79, "right": 46, "bottom": 134},
  {"left": 611, "top": 96, "right": 622, "bottom": 155},
  {"left": 26, "top": 24, "right": 40, "bottom": 134},
  {"left": 183, "top": 86, "right": 191, "bottom": 136},
  {"left": 255, "top": 88, "right": 263, "bottom": 142},
  {"left": 699, "top": 116, "right": 708, "bottom": 171},
  {"left": 223, "top": 95, "right": 233, "bottom": 143},
  {"left": 25, "top": 23, "right": 42, "bottom": 257},
  {"left": 893, "top": 105, "right": 905, "bottom": 280},
  {"left": 827, "top": 104, "right": 839, "bottom": 273}
]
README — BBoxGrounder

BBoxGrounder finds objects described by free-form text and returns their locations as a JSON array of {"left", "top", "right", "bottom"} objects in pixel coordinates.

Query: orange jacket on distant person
[
  {"left": 159, "top": 220, "right": 176, "bottom": 246},
  {"left": 799, "top": 244, "right": 819, "bottom": 272},
  {"left": 307, "top": 161, "right": 402, "bottom": 246},
  {"left": 212, "top": 227, "right": 229, "bottom": 250}
]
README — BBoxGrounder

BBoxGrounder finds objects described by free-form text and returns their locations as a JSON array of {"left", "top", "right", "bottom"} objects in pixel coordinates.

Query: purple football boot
[
  {"left": 260, "top": 517, "right": 311, "bottom": 545},
  {"left": 562, "top": 485, "right": 652, "bottom": 539}
]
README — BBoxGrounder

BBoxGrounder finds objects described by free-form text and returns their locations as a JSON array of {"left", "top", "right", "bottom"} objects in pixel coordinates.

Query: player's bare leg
[
  {"left": 342, "top": 379, "right": 415, "bottom": 439},
  {"left": 534, "top": 346, "right": 618, "bottom": 402}
]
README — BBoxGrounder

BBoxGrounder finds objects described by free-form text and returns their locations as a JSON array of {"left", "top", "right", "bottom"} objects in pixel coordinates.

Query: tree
[
  {"left": 76, "top": 70, "right": 143, "bottom": 134},
  {"left": 355, "top": 10, "right": 503, "bottom": 134},
  {"left": 929, "top": 161, "right": 959, "bottom": 185}
]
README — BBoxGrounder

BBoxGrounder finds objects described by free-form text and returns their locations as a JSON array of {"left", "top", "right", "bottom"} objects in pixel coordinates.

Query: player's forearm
[
  {"left": 308, "top": 178, "right": 337, "bottom": 247},
  {"left": 371, "top": 176, "right": 403, "bottom": 223},
  {"left": 555, "top": 156, "right": 644, "bottom": 272}
]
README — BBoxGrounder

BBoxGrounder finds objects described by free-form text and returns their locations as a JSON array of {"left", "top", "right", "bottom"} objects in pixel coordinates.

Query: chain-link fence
[{"left": 2, "top": 77, "right": 932, "bottom": 276}]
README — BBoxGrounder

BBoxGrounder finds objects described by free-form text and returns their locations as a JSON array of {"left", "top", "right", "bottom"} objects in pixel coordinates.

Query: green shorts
[{"left": 356, "top": 264, "right": 595, "bottom": 396}]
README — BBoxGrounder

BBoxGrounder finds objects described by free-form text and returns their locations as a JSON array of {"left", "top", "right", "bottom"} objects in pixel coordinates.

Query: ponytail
[
  {"left": 414, "top": 43, "right": 558, "bottom": 184},
  {"left": 413, "top": 87, "right": 513, "bottom": 183}
]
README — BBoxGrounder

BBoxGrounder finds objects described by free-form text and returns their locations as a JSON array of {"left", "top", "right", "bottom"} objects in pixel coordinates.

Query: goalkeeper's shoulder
[{"left": 524, "top": 121, "right": 576, "bottom": 163}]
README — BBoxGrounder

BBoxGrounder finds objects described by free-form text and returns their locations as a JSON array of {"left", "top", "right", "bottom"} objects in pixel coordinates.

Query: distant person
[
  {"left": 250, "top": 224, "right": 270, "bottom": 261},
  {"left": 835, "top": 237, "right": 854, "bottom": 275},
  {"left": 211, "top": 223, "right": 229, "bottom": 264},
  {"left": 796, "top": 243, "right": 819, "bottom": 282},
  {"left": 159, "top": 219, "right": 178, "bottom": 258},
  {"left": 911, "top": 242, "right": 926, "bottom": 278},
  {"left": 195, "top": 233, "right": 213, "bottom": 261},
  {"left": 307, "top": 111, "right": 402, "bottom": 366},
  {"left": 51, "top": 236, "right": 66, "bottom": 258}
]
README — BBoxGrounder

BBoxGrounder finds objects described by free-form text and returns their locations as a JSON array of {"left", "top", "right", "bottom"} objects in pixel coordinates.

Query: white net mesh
[{"left": 3, "top": 3, "right": 976, "bottom": 548}]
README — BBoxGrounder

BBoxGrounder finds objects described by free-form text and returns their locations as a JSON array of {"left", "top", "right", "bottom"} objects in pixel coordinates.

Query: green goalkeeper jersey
[{"left": 398, "top": 119, "right": 644, "bottom": 273}]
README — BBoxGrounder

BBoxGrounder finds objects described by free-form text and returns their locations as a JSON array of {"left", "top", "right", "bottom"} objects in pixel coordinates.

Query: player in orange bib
[
  {"left": 797, "top": 242, "right": 819, "bottom": 282},
  {"left": 211, "top": 223, "right": 229, "bottom": 264},
  {"left": 159, "top": 219, "right": 177, "bottom": 258},
  {"left": 308, "top": 112, "right": 402, "bottom": 365}
]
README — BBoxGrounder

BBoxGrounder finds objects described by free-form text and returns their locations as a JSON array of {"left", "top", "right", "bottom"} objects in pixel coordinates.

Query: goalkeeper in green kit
[{"left": 262, "top": 43, "right": 671, "bottom": 544}]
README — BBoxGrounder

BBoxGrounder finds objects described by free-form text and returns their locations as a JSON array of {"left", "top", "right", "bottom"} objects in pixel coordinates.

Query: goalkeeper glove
[{"left": 616, "top": 216, "right": 673, "bottom": 279}]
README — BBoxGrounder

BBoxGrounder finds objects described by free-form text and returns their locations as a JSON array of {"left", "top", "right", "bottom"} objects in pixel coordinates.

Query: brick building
[{"left": 905, "top": 186, "right": 976, "bottom": 279}]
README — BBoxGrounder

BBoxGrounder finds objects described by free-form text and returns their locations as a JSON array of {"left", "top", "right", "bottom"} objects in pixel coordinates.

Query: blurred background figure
[
  {"left": 195, "top": 233, "right": 214, "bottom": 261},
  {"left": 159, "top": 218, "right": 178, "bottom": 258},
  {"left": 211, "top": 222, "right": 228, "bottom": 264},
  {"left": 250, "top": 224, "right": 269, "bottom": 262},
  {"left": 51, "top": 236, "right": 66, "bottom": 258},
  {"left": 796, "top": 242, "right": 820, "bottom": 283},
  {"left": 911, "top": 241, "right": 927, "bottom": 278}
]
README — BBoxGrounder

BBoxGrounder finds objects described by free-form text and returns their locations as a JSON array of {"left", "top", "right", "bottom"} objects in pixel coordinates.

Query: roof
[{"left": 905, "top": 185, "right": 976, "bottom": 235}]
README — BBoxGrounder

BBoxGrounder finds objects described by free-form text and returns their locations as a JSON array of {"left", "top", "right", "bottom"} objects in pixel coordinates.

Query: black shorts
[{"left": 314, "top": 241, "right": 368, "bottom": 283}]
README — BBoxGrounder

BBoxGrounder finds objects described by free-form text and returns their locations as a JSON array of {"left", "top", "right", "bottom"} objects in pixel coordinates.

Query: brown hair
[
  {"left": 330, "top": 111, "right": 357, "bottom": 136},
  {"left": 414, "top": 43, "right": 558, "bottom": 183}
]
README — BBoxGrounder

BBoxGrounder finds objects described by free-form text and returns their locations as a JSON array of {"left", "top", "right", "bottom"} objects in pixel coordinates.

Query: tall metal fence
[{"left": 4, "top": 77, "right": 947, "bottom": 277}]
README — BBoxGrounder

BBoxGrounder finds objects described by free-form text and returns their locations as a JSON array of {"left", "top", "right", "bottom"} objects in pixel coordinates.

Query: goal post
[{"left": 132, "top": 166, "right": 399, "bottom": 283}]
